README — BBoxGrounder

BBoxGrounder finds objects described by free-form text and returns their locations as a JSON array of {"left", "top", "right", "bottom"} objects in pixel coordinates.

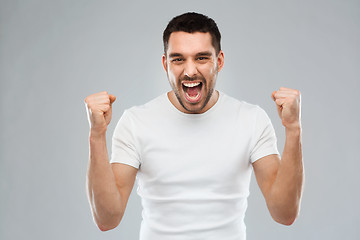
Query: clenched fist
[
  {"left": 272, "top": 87, "right": 301, "bottom": 130},
  {"left": 84, "top": 91, "right": 116, "bottom": 135}
]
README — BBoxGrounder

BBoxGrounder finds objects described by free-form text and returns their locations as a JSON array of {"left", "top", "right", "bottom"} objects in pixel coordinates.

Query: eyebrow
[
  {"left": 195, "top": 51, "right": 212, "bottom": 57},
  {"left": 168, "top": 53, "right": 183, "bottom": 58},
  {"left": 168, "top": 51, "right": 213, "bottom": 58}
]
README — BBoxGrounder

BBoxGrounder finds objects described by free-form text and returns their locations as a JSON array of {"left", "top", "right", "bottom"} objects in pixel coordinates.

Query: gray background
[{"left": 1, "top": 0, "right": 359, "bottom": 239}]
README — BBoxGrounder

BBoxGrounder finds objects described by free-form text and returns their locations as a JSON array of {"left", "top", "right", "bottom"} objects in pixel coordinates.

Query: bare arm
[
  {"left": 253, "top": 128, "right": 303, "bottom": 225},
  {"left": 252, "top": 87, "right": 304, "bottom": 225},
  {"left": 87, "top": 132, "right": 123, "bottom": 231},
  {"left": 85, "top": 91, "right": 137, "bottom": 231}
]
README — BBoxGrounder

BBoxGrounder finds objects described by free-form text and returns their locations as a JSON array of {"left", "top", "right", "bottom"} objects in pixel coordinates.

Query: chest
[{"left": 136, "top": 116, "right": 254, "bottom": 196}]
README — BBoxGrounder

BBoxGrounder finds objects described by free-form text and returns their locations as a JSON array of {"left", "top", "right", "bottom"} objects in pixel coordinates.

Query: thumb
[
  {"left": 109, "top": 94, "right": 116, "bottom": 104},
  {"left": 271, "top": 90, "right": 283, "bottom": 118},
  {"left": 104, "top": 95, "right": 115, "bottom": 125},
  {"left": 271, "top": 91, "right": 277, "bottom": 101}
]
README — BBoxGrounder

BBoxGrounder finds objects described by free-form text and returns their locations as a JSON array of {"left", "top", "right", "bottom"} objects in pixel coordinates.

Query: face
[{"left": 162, "top": 31, "right": 224, "bottom": 114}]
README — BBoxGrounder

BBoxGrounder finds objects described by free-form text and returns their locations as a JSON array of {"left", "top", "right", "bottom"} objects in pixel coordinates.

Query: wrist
[
  {"left": 90, "top": 128, "right": 107, "bottom": 139},
  {"left": 285, "top": 125, "right": 302, "bottom": 137}
]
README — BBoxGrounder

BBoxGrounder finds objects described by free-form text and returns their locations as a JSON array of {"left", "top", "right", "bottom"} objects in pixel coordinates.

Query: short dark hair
[{"left": 163, "top": 12, "right": 221, "bottom": 55}]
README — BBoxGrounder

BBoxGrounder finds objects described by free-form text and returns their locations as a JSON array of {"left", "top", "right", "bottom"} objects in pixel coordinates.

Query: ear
[
  {"left": 217, "top": 50, "right": 224, "bottom": 72},
  {"left": 162, "top": 54, "right": 168, "bottom": 72}
]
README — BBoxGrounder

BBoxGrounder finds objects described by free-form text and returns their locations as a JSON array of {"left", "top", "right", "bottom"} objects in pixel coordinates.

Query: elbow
[
  {"left": 94, "top": 212, "right": 123, "bottom": 232},
  {"left": 98, "top": 223, "right": 118, "bottom": 232},
  {"left": 274, "top": 215, "right": 297, "bottom": 226},
  {"left": 268, "top": 198, "right": 301, "bottom": 226},
  {"left": 96, "top": 219, "right": 121, "bottom": 232},
  {"left": 271, "top": 208, "right": 299, "bottom": 226}
]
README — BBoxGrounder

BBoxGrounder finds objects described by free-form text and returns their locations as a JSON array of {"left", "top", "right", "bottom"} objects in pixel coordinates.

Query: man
[{"left": 84, "top": 12, "right": 303, "bottom": 239}]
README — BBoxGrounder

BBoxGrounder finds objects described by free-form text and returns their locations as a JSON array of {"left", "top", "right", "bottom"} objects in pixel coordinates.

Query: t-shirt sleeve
[
  {"left": 250, "top": 106, "right": 280, "bottom": 163},
  {"left": 110, "top": 110, "right": 141, "bottom": 169}
]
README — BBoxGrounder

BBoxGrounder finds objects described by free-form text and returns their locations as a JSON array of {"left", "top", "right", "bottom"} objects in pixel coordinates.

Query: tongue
[{"left": 186, "top": 85, "right": 201, "bottom": 97}]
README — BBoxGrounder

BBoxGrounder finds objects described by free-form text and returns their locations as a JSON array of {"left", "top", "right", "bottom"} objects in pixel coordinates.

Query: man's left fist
[{"left": 272, "top": 87, "right": 301, "bottom": 130}]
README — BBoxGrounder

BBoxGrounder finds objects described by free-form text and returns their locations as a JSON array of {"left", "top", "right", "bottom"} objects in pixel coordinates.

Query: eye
[
  {"left": 171, "top": 58, "right": 184, "bottom": 63},
  {"left": 196, "top": 56, "right": 209, "bottom": 61}
]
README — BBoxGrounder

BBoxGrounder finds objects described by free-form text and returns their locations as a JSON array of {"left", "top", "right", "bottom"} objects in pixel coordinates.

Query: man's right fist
[{"left": 84, "top": 91, "right": 116, "bottom": 134}]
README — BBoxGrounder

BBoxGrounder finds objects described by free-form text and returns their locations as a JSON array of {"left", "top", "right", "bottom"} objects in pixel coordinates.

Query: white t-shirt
[{"left": 110, "top": 91, "right": 279, "bottom": 240}]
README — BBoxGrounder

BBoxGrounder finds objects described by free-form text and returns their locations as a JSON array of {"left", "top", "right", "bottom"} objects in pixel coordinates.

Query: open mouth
[{"left": 182, "top": 82, "right": 203, "bottom": 103}]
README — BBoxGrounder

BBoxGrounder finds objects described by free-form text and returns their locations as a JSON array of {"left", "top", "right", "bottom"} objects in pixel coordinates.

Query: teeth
[{"left": 183, "top": 82, "right": 201, "bottom": 88}]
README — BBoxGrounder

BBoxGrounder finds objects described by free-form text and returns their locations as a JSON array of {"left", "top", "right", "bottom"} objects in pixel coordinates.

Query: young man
[{"left": 84, "top": 12, "right": 303, "bottom": 239}]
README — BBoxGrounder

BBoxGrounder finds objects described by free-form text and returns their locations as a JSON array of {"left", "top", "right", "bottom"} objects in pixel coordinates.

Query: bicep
[
  {"left": 252, "top": 154, "right": 280, "bottom": 201},
  {"left": 111, "top": 163, "right": 138, "bottom": 211}
]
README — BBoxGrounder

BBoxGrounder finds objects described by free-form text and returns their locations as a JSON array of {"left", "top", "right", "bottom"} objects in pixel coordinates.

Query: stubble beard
[{"left": 172, "top": 75, "right": 215, "bottom": 114}]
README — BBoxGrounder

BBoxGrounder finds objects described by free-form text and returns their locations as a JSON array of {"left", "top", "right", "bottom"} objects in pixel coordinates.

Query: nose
[{"left": 184, "top": 60, "right": 198, "bottom": 78}]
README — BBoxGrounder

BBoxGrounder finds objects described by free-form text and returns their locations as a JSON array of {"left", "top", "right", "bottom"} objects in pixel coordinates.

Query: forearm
[
  {"left": 268, "top": 127, "right": 304, "bottom": 225},
  {"left": 86, "top": 131, "right": 123, "bottom": 230}
]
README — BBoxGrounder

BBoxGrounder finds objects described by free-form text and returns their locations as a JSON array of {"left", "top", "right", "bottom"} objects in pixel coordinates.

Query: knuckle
[
  {"left": 88, "top": 103, "right": 95, "bottom": 110},
  {"left": 85, "top": 95, "right": 93, "bottom": 103}
]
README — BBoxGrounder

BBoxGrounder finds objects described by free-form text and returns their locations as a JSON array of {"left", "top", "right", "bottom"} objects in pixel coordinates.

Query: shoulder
[
  {"left": 220, "top": 91, "right": 263, "bottom": 116},
  {"left": 122, "top": 93, "right": 168, "bottom": 121},
  {"left": 218, "top": 91, "right": 273, "bottom": 128}
]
